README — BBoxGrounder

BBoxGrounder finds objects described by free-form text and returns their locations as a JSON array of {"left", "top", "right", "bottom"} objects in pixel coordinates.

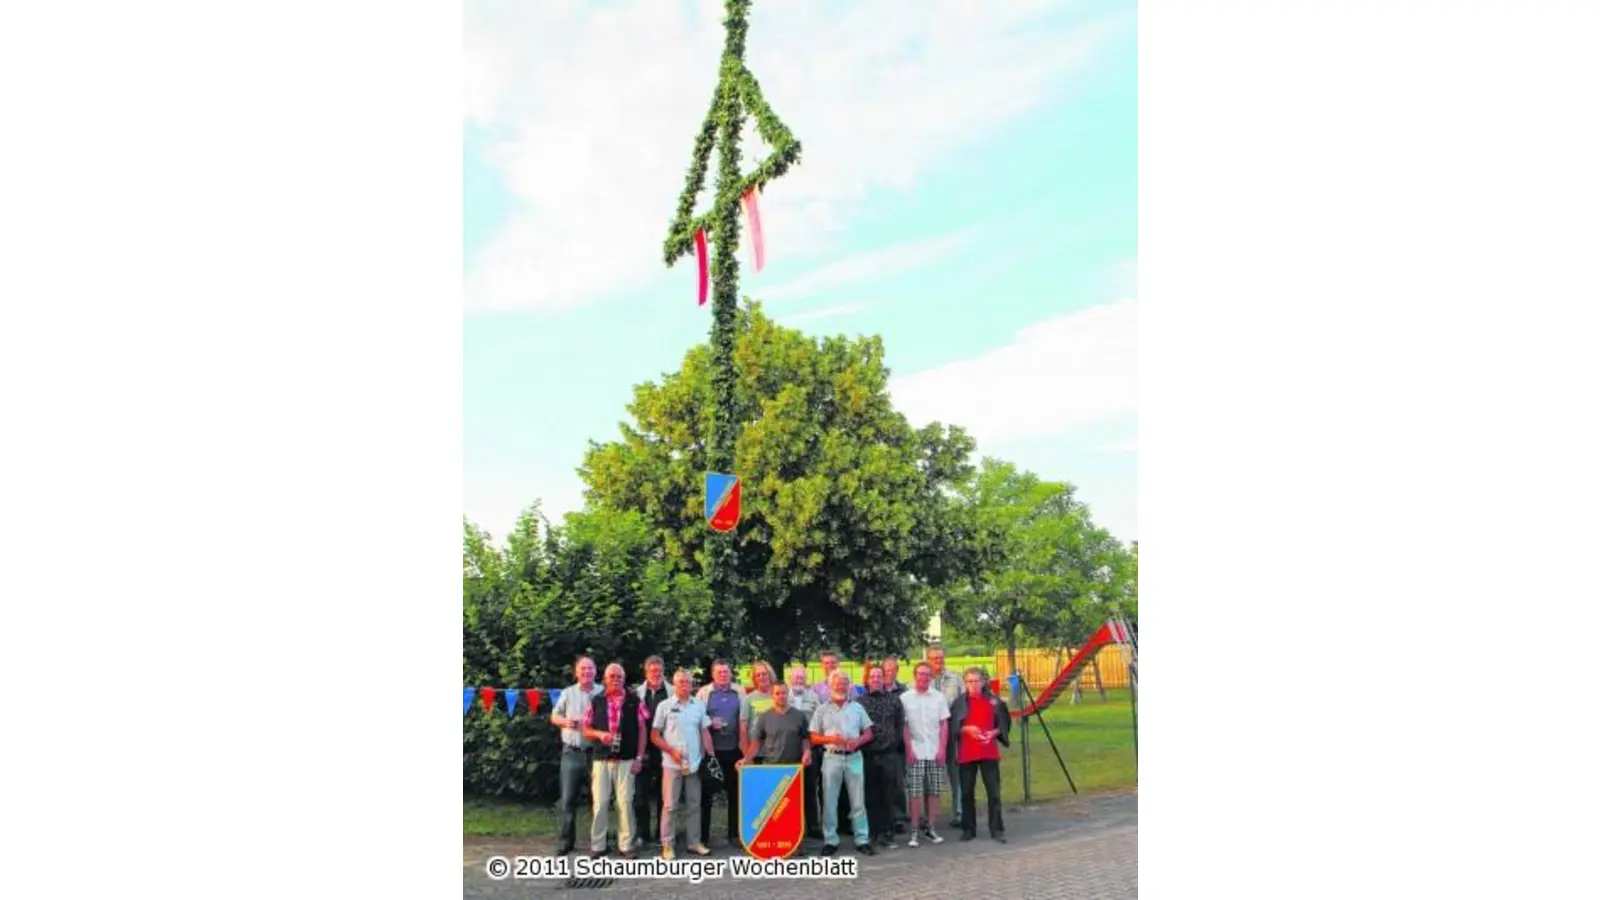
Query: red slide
[{"left": 1006, "top": 621, "right": 1133, "bottom": 719}]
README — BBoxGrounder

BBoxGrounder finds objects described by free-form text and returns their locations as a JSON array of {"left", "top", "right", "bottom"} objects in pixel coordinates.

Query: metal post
[
  {"left": 1011, "top": 673, "right": 1031, "bottom": 803},
  {"left": 1129, "top": 657, "right": 1138, "bottom": 761},
  {"left": 1019, "top": 678, "right": 1076, "bottom": 794}
]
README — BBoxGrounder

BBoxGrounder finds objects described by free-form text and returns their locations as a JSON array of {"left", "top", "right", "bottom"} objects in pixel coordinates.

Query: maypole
[{"left": 662, "top": 0, "right": 801, "bottom": 657}]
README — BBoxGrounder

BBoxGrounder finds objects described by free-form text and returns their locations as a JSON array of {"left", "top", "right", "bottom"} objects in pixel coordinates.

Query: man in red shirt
[{"left": 949, "top": 666, "right": 1010, "bottom": 843}]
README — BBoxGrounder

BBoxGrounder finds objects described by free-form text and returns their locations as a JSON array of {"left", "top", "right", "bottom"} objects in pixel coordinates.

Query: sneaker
[
  {"left": 821, "top": 844, "right": 838, "bottom": 857},
  {"left": 927, "top": 829, "right": 944, "bottom": 844},
  {"left": 687, "top": 843, "right": 711, "bottom": 856},
  {"left": 907, "top": 832, "right": 920, "bottom": 848},
  {"left": 855, "top": 842, "right": 877, "bottom": 856}
]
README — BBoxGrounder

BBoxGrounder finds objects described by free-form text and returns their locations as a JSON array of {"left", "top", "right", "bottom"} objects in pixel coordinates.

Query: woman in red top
[{"left": 953, "top": 667, "right": 1008, "bottom": 842}]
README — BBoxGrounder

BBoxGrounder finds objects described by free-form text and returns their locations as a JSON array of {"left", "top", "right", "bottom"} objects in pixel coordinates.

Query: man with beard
[
  {"left": 631, "top": 655, "right": 671, "bottom": 850},
  {"left": 809, "top": 671, "right": 876, "bottom": 857},
  {"left": 582, "top": 662, "right": 648, "bottom": 858}
]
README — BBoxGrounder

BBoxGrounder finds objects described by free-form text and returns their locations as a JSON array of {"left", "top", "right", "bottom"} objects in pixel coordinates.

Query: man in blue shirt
[
  {"left": 695, "top": 659, "right": 744, "bottom": 847},
  {"left": 809, "top": 671, "right": 877, "bottom": 857}
]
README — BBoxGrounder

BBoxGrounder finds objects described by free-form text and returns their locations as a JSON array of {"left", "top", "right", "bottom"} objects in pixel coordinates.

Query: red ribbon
[
  {"left": 694, "top": 228, "right": 709, "bottom": 306},
  {"left": 742, "top": 187, "right": 765, "bottom": 273}
]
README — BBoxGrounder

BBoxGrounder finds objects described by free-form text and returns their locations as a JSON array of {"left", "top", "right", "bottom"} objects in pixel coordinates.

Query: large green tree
[
  {"left": 939, "top": 459, "right": 1136, "bottom": 683},
  {"left": 579, "top": 302, "right": 975, "bottom": 668}
]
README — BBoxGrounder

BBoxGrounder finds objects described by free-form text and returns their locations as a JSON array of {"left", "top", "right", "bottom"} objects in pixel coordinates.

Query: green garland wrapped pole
[{"left": 662, "top": 0, "right": 801, "bottom": 656}]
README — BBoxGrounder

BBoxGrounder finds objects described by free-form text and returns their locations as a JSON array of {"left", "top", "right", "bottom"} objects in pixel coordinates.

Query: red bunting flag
[
  {"left": 694, "top": 228, "right": 709, "bottom": 306},
  {"left": 742, "top": 187, "right": 765, "bottom": 273},
  {"left": 479, "top": 687, "right": 497, "bottom": 712}
]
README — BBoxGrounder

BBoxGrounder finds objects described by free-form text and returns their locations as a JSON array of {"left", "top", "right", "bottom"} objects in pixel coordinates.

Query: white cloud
[
  {"left": 1098, "top": 438, "right": 1138, "bottom": 454},
  {"left": 464, "top": 0, "right": 1124, "bottom": 312},
  {"left": 758, "top": 230, "right": 969, "bottom": 302},
  {"left": 463, "top": 463, "right": 588, "bottom": 545},
  {"left": 778, "top": 302, "right": 867, "bottom": 325},
  {"left": 890, "top": 297, "right": 1136, "bottom": 446}
]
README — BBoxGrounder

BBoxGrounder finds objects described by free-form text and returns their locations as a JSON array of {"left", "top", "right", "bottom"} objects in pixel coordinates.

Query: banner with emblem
[{"left": 738, "top": 763, "right": 804, "bottom": 859}]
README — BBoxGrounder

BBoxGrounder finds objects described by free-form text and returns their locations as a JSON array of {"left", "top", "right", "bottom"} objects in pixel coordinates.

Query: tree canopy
[
  {"left": 938, "top": 458, "right": 1136, "bottom": 670},
  {"left": 578, "top": 301, "right": 976, "bottom": 667}
]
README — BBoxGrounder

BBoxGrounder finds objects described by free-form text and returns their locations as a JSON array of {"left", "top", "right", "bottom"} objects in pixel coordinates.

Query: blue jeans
[{"left": 821, "top": 752, "right": 869, "bottom": 847}]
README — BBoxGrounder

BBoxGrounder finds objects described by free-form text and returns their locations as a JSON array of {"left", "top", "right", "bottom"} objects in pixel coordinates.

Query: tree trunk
[{"left": 1092, "top": 655, "right": 1108, "bottom": 702}]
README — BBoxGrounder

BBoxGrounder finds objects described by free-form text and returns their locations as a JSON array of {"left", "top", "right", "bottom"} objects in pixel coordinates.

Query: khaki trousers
[{"left": 590, "top": 759, "right": 636, "bottom": 852}]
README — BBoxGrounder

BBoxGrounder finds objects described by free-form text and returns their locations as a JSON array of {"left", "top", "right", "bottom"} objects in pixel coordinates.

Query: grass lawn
[{"left": 464, "top": 688, "right": 1137, "bottom": 838}]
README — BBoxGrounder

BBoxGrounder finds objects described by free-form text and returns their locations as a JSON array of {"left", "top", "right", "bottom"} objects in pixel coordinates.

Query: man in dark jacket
[
  {"left": 860, "top": 665, "right": 907, "bottom": 848},
  {"left": 582, "top": 662, "right": 649, "bottom": 857},
  {"left": 949, "top": 667, "right": 1011, "bottom": 843},
  {"left": 631, "top": 656, "right": 671, "bottom": 850}
]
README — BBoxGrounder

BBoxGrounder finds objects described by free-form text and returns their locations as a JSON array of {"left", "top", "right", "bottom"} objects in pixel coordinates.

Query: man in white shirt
[
  {"left": 651, "top": 668, "right": 716, "bottom": 860},
  {"left": 900, "top": 661, "right": 952, "bottom": 847}
]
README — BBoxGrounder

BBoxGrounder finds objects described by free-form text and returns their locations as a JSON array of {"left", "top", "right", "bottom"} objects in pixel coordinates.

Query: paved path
[{"left": 464, "top": 791, "right": 1136, "bottom": 899}]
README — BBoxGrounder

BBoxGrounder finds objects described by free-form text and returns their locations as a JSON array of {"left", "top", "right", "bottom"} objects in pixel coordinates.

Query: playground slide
[{"left": 1007, "top": 621, "right": 1133, "bottom": 719}]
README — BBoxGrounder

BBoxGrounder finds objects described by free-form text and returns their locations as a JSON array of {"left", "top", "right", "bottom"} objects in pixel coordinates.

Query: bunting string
[{"left": 462, "top": 682, "right": 863, "bottom": 715}]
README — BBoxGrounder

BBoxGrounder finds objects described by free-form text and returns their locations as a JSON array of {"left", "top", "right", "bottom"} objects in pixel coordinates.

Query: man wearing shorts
[{"left": 900, "top": 661, "right": 951, "bottom": 847}]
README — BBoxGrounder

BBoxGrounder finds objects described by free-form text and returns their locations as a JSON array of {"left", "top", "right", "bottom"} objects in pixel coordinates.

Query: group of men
[{"left": 546, "top": 647, "right": 1012, "bottom": 860}]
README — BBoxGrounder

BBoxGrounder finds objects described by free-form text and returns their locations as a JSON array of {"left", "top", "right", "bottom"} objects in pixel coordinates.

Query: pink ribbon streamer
[
  {"left": 742, "top": 187, "right": 766, "bottom": 273},
  {"left": 694, "top": 228, "right": 708, "bottom": 306}
]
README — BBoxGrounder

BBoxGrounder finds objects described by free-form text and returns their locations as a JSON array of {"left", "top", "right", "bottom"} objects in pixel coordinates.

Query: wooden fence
[{"left": 989, "top": 645, "right": 1133, "bottom": 690}]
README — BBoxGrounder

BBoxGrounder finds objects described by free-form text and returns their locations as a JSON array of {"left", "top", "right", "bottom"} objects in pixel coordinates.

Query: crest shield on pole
[{"left": 738, "top": 762, "right": 804, "bottom": 859}]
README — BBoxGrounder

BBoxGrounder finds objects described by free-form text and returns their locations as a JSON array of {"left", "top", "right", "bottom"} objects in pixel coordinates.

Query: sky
[{"left": 463, "top": 0, "right": 1137, "bottom": 546}]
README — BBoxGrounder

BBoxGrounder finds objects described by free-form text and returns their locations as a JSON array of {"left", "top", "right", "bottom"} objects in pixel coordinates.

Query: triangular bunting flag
[
  {"left": 479, "top": 687, "right": 497, "bottom": 712},
  {"left": 504, "top": 689, "right": 520, "bottom": 716},
  {"left": 464, "top": 687, "right": 474, "bottom": 715},
  {"left": 547, "top": 688, "right": 562, "bottom": 709}
]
